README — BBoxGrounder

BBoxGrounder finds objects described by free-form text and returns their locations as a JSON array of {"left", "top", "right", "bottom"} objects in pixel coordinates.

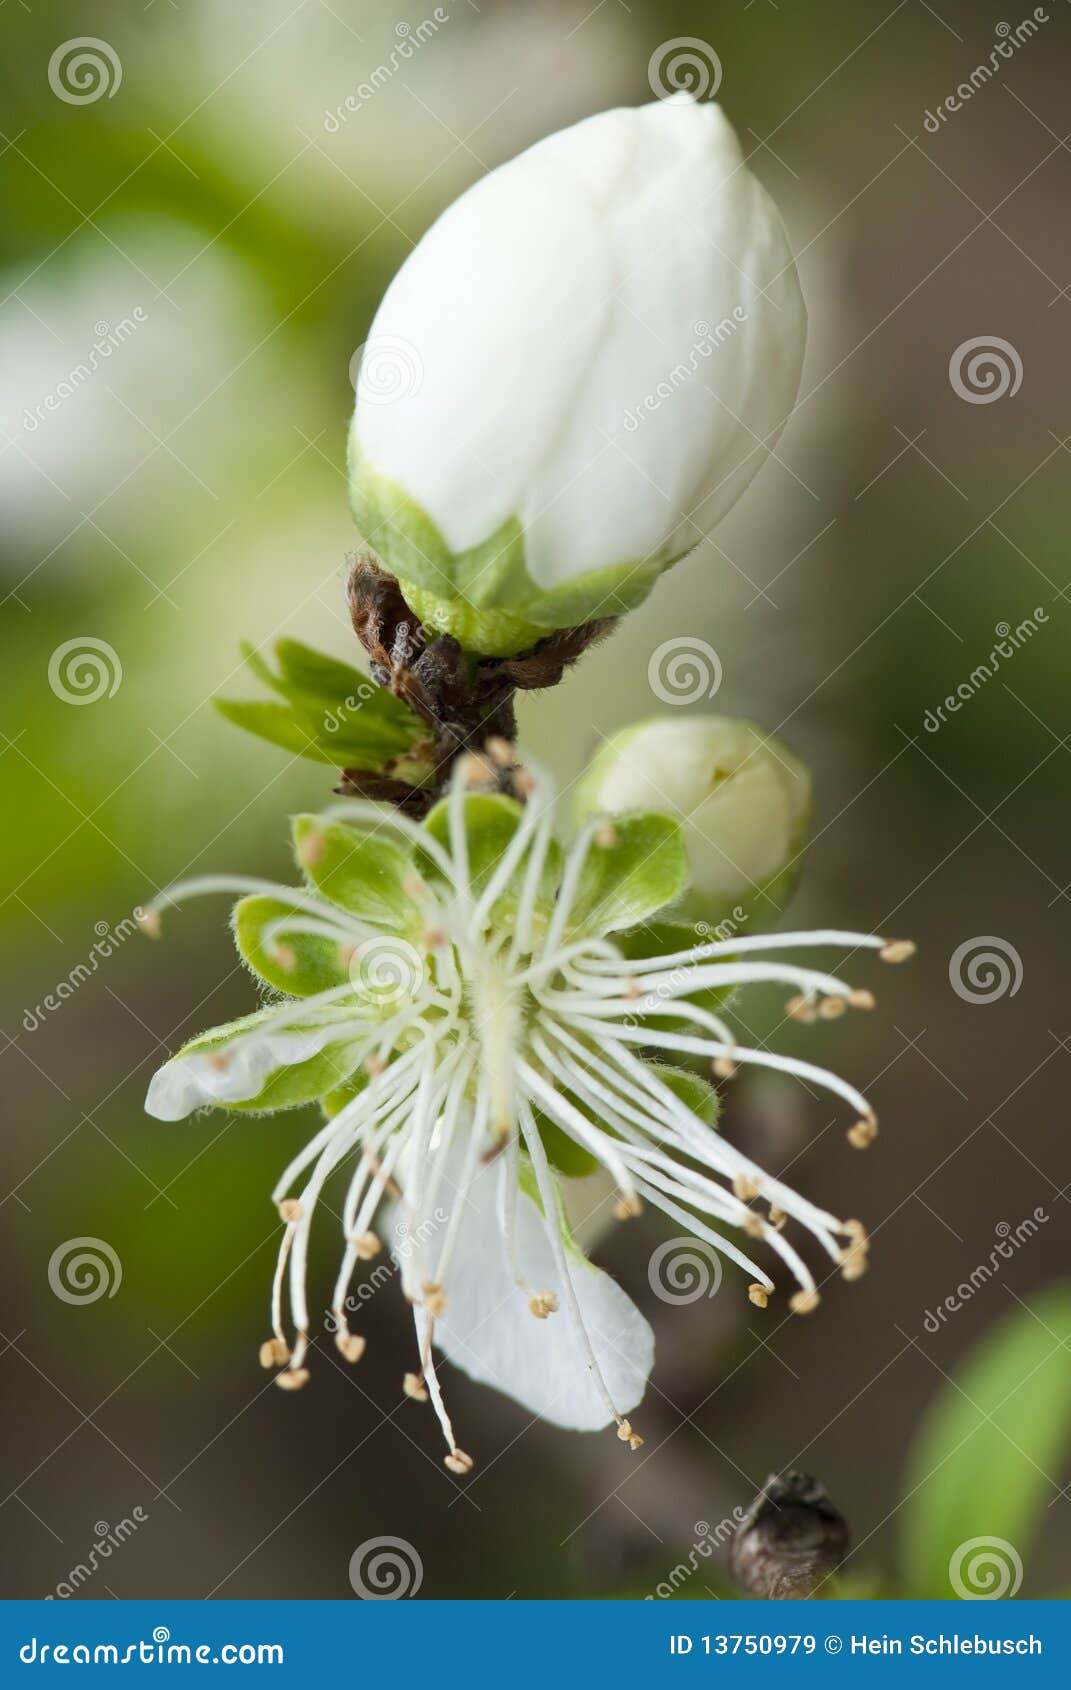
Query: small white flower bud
[{"left": 574, "top": 715, "right": 811, "bottom": 917}]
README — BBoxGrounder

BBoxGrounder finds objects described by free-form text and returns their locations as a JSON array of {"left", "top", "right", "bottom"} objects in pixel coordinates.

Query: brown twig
[{"left": 340, "top": 553, "right": 616, "bottom": 813}]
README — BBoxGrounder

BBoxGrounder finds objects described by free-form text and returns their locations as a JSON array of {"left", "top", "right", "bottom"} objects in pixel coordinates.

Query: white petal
[{"left": 411, "top": 1155, "right": 653, "bottom": 1432}]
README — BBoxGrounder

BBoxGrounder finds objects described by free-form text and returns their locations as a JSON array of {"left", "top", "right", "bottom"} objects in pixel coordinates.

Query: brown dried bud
[{"left": 730, "top": 1470, "right": 850, "bottom": 1599}]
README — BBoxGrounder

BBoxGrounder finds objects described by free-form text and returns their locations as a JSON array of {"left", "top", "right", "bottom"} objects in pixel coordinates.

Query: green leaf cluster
[{"left": 215, "top": 638, "right": 428, "bottom": 773}]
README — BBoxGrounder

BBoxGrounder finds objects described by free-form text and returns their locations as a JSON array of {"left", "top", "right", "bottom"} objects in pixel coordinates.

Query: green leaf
[
  {"left": 216, "top": 639, "right": 428, "bottom": 773},
  {"left": 274, "top": 637, "right": 371, "bottom": 701},
  {"left": 265, "top": 638, "right": 424, "bottom": 755},
  {"left": 292, "top": 814, "right": 422, "bottom": 932},
  {"left": 237, "top": 638, "right": 279, "bottom": 691},
  {"left": 233, "top": 895, "right": 349, "bottom": 996},
  {"left": 214, "top": 699, "right": 340, "bottom": 764},
  {"left": 566, "top": 814, "right": 687, "bottom": 939},
  {"left": 900, "top": 1280, "right": 1071, "bottom": 1597}
]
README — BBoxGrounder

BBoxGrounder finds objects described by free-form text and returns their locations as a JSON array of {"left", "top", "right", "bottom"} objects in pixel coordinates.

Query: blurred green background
[{"left": 2, "top": 0, "right": 1069, "bottom": 1599}]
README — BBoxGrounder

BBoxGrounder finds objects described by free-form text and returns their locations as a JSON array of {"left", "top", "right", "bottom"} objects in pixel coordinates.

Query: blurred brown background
[{"left": 1, "top": 0, "right": 1068, "bottom": 1599}]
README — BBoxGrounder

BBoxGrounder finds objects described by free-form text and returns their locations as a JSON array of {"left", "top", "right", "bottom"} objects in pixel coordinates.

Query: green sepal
[
  {"left": 645, "top": 1061, "right": 720, "bottom": 1130},
  {"left": 292, "top": 814, "right": 422, "bottom": 934},
  {"left": 420, "top": 794, "right": 561, "bottom": 932},
  {"left": 233, "top": 895, "right": 349, "bottom": 997},
  {"left": 616, "top": 919, "right": 736, "bottom": 1029},
  {"left": 566, "top": 814, "right": 687, "bottom": 939},
  {"left": 533, "top": 1112, "right": 599, "bottom": 1178},
  {"left": 322, "top": 1072, "right": 369, "bottom": 1119},
  {"left": 348, "top": 445, "right": 668, "bottom": 656},
  {"left": 179, "top": 1006, "right": 367, "bottom": 1114}
]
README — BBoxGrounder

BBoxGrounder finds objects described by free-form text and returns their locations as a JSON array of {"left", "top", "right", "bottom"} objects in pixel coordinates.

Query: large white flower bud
[{"left": 349, "top": 94, "right": 806, "bottom": 655}]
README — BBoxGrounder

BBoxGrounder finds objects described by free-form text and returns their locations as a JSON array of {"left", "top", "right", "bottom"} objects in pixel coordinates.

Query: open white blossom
[
  {"left": 349, "top": 93, "right": 806, "bottom": 655},
  {"left": 143, "top": 756, "right": 911, "bottom": 1472}
]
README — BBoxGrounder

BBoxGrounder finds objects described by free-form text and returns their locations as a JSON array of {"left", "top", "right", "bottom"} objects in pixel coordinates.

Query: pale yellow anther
[
  {"left": 422, "top": 927, "right": 445, "bottom": 951},
  {"left": 136, "top": 907, "right": 162, "bottom": 939},
  {"left": 849, "top": 989, "right": 876, "bottom": 1011},
  {"left": 270, "top": 943, "right": 297, "bottom": 973},
  {"left": 459, "top": 753, "right": 493, "bottom": 788},
  {"left": 422, "top": 1280, "right": 446, "bottom": 1318},
  {"left": 613, "top": 1194, "right": 643, "bottom": 1221},
  {"left": 335, "top": 1332, "right": 367, "bottom": 1364},
  {"left": 403, "top": 1371, "right": 428, "bottom": 1402},
  {"left": 848, "top": 1118, "right": 879, "bottom": 1150},
  {"left": 818, "top": 996, "right": 846, "bottom": 1020},
  {"left": 338, "top": 941, "right": 358, "bottom": 971},
  {"left": 364, "top": 1054, "right": 386, "bottom": 1077},
  {"left": 595, "top": 823, "right": 618, "bottom": 850},
  {"left": 259, "top": 1338, "right": 282, "bottom": 1369},
  {"left": 513, "top": 767, "right": 535, "bottom": 798},
  {"left": 880, "top": 939, "right": 916, "bottom": 964},
  {"left": 790, "top": 1289, "right": 820, "bottom": 1315},
  {"left": 528, "top": 1290, "right": 558, "bottom": 1320},
  {"left": 444, "top": 1449, "right": 474, "bottom": 1475},
  {"left": 403, "top": 872, "right": 425, "bottom": 901},
  {"left": 485, "top": 736, "right": 514, "bottom": 768},
  {"left": 838, "top": 1218, "right": 870, "bottom": 1283},
  {"left": 275, "top": 1366, "right": 310, "bottom": 1390},
  {"left": 209, "top": 1053, "right": 230, "bottom": 1072},
  {"left": 628, "top": 1434, "right": 644, "bottom": 1452},
  {"left": 296, "top": 832, "right": 326, "bottom": 868},
  {"left": 733, "top": 1174, "right": 760, "bottom": 1202},
  {"left": 354, "top": 1230, "right": 381, "bottom": 1261},
  {"left": 278, "top": 1198, "right": 303, "bottom": 1224},
  {"left": 768, "top": 1205, "right": 787, "bottom": 1230},
  {"left": 712, "top": 1057, "right": 737, "bottom": 1079},
  {"left": 786, "top": 994, "right": 817, "bottom": 1023},
  {"left": 624, "top": 977, "right": 641, "bottom": 1001},
  {"left": 743, "top": 1212, "right": 765, "bottom": 1240},
  {"left": 616, "top": 1419, "right": 634, "bottom": 1443},
  {"left": 748, "top": 1283, "right": 769, "bottom": 1309}
]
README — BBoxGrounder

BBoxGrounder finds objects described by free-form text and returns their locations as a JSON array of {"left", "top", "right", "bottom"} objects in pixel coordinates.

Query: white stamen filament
[
  {"left": 578, "top": 929, "right": 892, "bottom": 975},
  {"left": 566, "top": 1013, "right": 874, "bottom": 1124}
]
